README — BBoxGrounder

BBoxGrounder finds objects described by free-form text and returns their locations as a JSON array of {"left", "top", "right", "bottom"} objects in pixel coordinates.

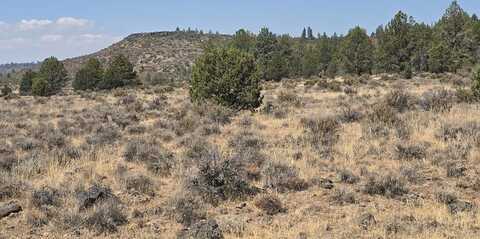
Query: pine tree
[
  {"left": 434, "top": 1, "right": 472, "bottom": 72},
  {"left": 338, "top": 26, "right": 374, "bottom": 75},
  {"left": 231, "top": 29, "right": 256, "bottom": 52},
  {"left": 301, "top": 28, "right": 307, "bottom": 40},
  {"left": 73, "top": 58, "right": 104, "bottom": 91},
  {"left": 307, "top": 27, "right": 314, "bottom": 40},
  {"left": 33, "top": 57, "right": 68, "bottom": 96},
  {"left": 255, "top": 27, "right": 285, "bottom": 81},
  {"left": 375, "top": 11, "right": 413, "bottom": 72},
  {"left": 19, "top": 69, "right": 36, "bottom": 95},
  {"left": 100, "top": 54, "right": 137, "bottom": 89}
]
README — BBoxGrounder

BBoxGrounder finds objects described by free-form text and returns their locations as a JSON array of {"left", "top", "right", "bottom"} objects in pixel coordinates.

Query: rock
[
  {"left": 357, "top": 213, "right": 376, "bottom": 230},
  {"left": 311, "top": 178, "right": 334, "bottom": 189},
  {"left": 448, "top": 200, "right": 474, "bottom": 214},
  {"left": 177, "top": 219, "right": 224, "bottom": 239},
  {"left": 0, "top": 202, "right": 22, "bottom": 219}
]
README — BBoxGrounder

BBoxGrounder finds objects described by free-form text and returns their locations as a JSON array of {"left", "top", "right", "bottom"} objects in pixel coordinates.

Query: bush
[
  {"left": 363, "top": 174, "right": 408, "bottom": 198},
  {"left": 185, "top": 156, "right": 258, "bottom": 205},
  {"left": 301, "top": 116, "right": 340, "bottom": 159},
  {"left": 190, "top": 46, "right": 263, "bottom": 111},
  {"left": 331, "top": 188, "right": 356, "bottom": 205},
  {"left": 84, "top": 200, "right": 127, "bottom": 233},
  {"left": 169, "top": 193, "right": 206, "bottom": 226},
  {"left": 123, "top": 139, "right": 175, "bottom": 176},
  {"left": 337, "top": 169, "right": 360, "bottom": 184},
  {"left": 385, "top": 90, "right": 414, "bottom": 113},
  {"left": 1, "top": 85, "right": 12, "bottom": 97},
  {"left": 262, "top": 161, "right": 309, "bottom": 192},
  {"left": 472, "top": 66, "right": 480, "bottom": 99},
  {"left": 73, "top": 58, "right": 104, "bottom": 91},
  {"left": 418, "top": 89, "right": 454, "bottom": 113},
  {"left": 31, "top": 187, "right": 60, "bottom": 209},
  {"left": 254, "top": 194, "right": 286, "bottom": 215}
]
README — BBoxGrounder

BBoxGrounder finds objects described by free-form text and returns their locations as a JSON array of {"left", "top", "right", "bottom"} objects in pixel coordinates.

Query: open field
[{"left": 1, "top": 73, "right": 480, "bottom": 238}]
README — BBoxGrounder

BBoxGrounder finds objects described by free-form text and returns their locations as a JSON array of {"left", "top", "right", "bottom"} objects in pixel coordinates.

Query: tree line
[{"left": 225, "top": 1, "right": 480, "bottom": 79}]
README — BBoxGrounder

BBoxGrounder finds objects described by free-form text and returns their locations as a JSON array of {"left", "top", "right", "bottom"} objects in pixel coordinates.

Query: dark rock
[
  {"left": 177, "top": 219, "right": 224, "bottom": 239},
  {"left": 311, "top": 178, "right": 334, "bottom": 189},
  {"left": 0, "top": 202, "right": 22, "bottom": 219}
]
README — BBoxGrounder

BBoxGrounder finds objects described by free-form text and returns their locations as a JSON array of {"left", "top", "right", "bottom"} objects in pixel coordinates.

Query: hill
[{"left": 63, "top": 31, "right": 230, "bottom": 80}]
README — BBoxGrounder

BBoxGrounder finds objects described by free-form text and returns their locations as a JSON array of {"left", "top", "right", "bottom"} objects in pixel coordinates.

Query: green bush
[
  {"left": 73, "top": 58, "right": 104, "bottom": 91},
  {"left": 99, "top": 54, "right": 137, "bottom": 90},
  {"left": 190, "top": 46, "right": 263, "bottom": 110},
  {"left": 31, "top": 77, "right": 49, "bottom": 96}
]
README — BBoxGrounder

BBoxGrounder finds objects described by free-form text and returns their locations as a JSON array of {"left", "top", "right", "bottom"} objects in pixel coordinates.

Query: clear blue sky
[{"left": 1, "top": 0, "right": 479, "bottom": 63}]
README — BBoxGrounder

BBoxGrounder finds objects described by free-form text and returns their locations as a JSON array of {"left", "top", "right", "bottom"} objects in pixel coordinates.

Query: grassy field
[{"left": 1, "top": 73, "right": 480, "bottom": 238}]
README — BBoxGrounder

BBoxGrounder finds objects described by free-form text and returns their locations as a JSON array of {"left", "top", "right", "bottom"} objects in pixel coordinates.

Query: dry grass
[{"left": 1, "top": 74, "right": 480, "bottom": 238}]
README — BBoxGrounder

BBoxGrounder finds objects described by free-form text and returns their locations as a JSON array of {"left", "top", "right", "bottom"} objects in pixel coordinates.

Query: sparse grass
[{"left": 1, "top": 75, "right": 480, "bottom": 238}]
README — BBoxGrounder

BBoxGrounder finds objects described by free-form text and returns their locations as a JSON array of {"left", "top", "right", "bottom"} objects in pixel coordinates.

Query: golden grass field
[{"left": 1, "top": 73, "right": 480, "bottom": 239}]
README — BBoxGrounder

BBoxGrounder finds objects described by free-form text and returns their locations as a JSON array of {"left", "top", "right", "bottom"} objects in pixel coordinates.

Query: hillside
[{"left": 63, "top": 31, "right": 230, "bottom": 79}]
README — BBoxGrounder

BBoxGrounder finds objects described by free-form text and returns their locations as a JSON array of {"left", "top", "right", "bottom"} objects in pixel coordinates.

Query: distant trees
[
  {"left": 73, "top": 54, "right": 136, "bottom": 91},
  {"left": 190, "top": 46, "right": 262, "bottom": 110},
  {"left": 338, "top": 27, "right": 374, "bottom": 75}
]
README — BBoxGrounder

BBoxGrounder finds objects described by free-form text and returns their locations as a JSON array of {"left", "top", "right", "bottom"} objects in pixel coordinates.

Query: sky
[{"left": 1, "top": 0, "right": 479, "bottom": 64}]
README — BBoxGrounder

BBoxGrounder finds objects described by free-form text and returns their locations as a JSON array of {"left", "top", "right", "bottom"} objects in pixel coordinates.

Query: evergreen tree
[
  {"left": 307, "top": 27, "right": 314, "bottom": 40},
  {"left": 428, "top": 39, "right": 451, "bottom": 73},
  {"left": 73, "top": 58, "right": 104, "bottom": 91},
  {"left": 338, "top": 26, "right": 374, "bottom": 75},
  {"left": 33, "top": 57, "right": 68, "bottom": 96},
  {"left": 19, "top": 69, "right": 36, "bottom": 95},
  {"left": 255, "top": 27, "right": 285, "bottom": 81},
  {"left": 375, "top": 11, "right": 413, "bottom": 72},
  {"left": 433, "top": 1, "right": 472, "bottom": 72},
  {"left": 190, "top": 46, "right": 262, "bottom": 110},
  {"left": 100, "top": 54, "right": 137, "bottom": 89},
  {"left": 301, "top": 28, "right": 307, "bottom": 40},
  {"left": 231, "top": 29, "right": 256, "bottom": 52}
]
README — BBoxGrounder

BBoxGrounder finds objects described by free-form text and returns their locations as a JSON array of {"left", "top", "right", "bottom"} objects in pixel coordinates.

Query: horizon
[{"left": 1, "top": 0, "right": 479, "bottom": 64}]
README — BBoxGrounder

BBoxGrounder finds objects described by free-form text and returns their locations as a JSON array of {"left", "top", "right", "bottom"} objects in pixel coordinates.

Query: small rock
[
  {"left": 311, "top": 178, "right": 334, "bottom": 189},
  {"left": 0, "top": 201, "right": 22, "bottom": 219},
  {"left": 357, "top": 213, "right": 376, "bottom": 230}
]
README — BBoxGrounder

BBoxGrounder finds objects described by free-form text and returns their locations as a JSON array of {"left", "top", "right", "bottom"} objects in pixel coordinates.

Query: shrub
[
  {"left": 331, "top": 188, "right": 356, "bottom": 205},
  {"left": 73, "top": 58, "right": 104, "bottom": 91},
  {"left": 471, "top": 66, "right": 480, "bottom": 99},
  {"left": 31, "top": 187, "right": 60, "bottom": 209},
  {"left": 394, "top": 142, "right": 427, "bottom": 160},
  {"left": 456, "top": 87, "right": 476, "bottom": 103},
  {"left": 301, "top": 116, "right": 340, "bottom": 159},
  {"left": 123, "top": 139, "right": 175, "bottom": 176},
  {"left": 1, "top": 85, "right": 12, "bottom": 97},
  {"left": 385, "top": 90, "right": 414, "bottom": 113},
  {"left": 84, "top": 200, "right": 127, "bottom": 233},
  {"left": 185, "top": 157, "right": 258, "bottom": 205},
  {"left": 169, "top": 193, "right": 206, "bottom": 226},
  {"left": 337, "top": 105, "right": 362, "bottom": 123},
  {"left": 337, "top": 169, "right": 360, "bottom": 184},
  {"left": 99, "top": 54, "right": 137, "bottom": 90},
  {"left": 254, "top": 194, "right": 286, "bottom": 215},
  {"left": 124, "top": 175, "right": 155, "bottom": 196},
  {"left": 363, "top": 174, "right": 408, "bottom": 198},
  {"left": 190, "top": 46, "right": 263, "bottom": 111},
  {"left": 262, "top": 161, "right": 309, "bottom": 192},
  {"left": 418, "top": 89, "right": 454, "bottom": 113},
  {"left": 177, "top": 219, "right": 224, "bottom": 239}
]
